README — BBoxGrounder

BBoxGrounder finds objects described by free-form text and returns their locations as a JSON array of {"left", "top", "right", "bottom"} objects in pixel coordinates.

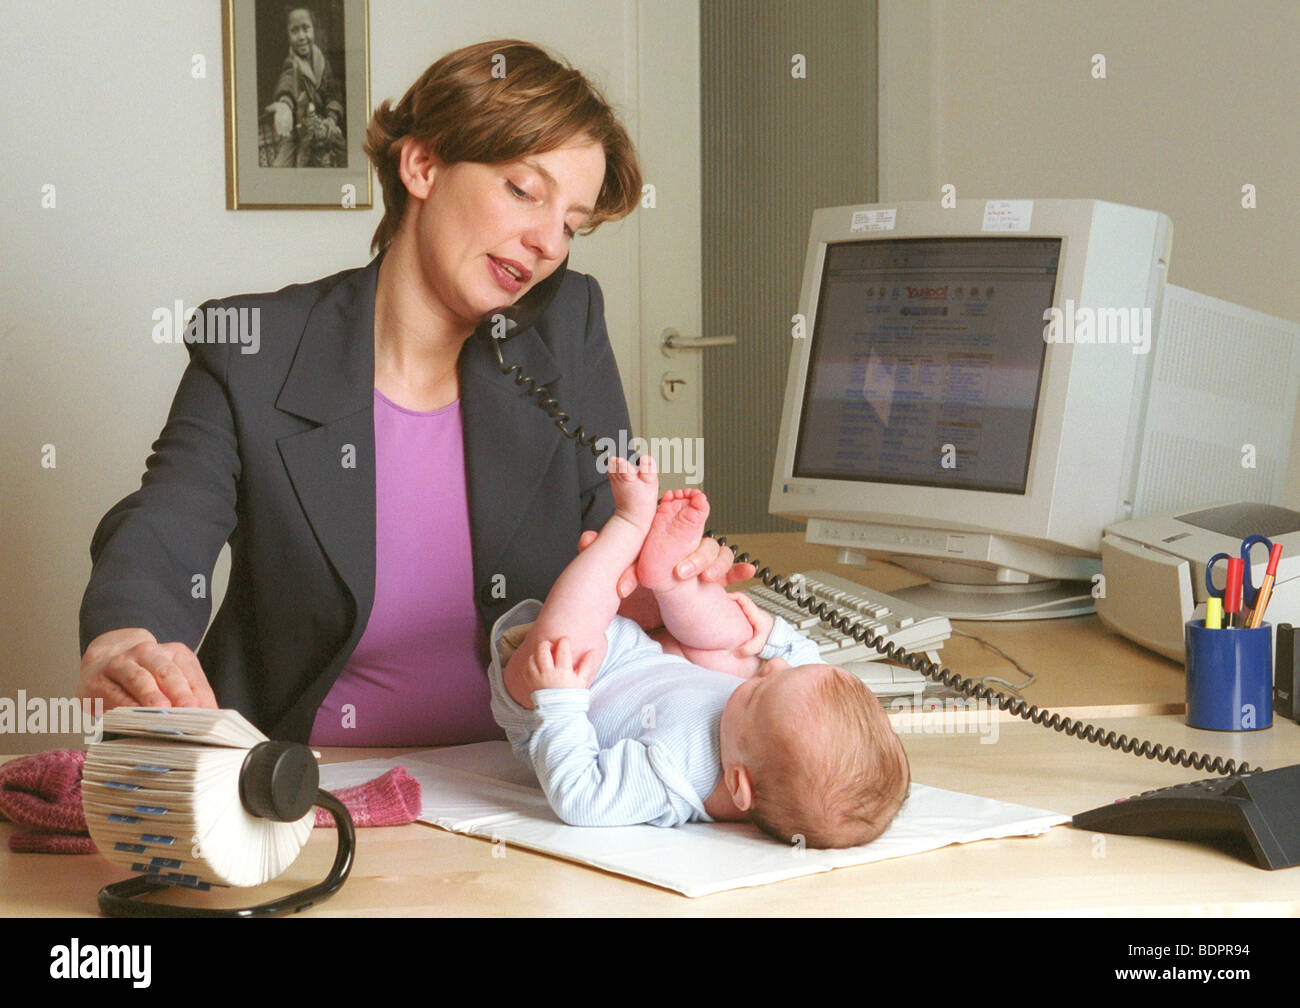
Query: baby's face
[{"left": 719, "top": 659, "right": 843, "bottom": 768}]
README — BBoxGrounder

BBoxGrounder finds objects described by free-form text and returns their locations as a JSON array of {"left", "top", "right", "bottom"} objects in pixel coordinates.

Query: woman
[{"left": 78, "top": 40, "right": 751, "bottom": 745}]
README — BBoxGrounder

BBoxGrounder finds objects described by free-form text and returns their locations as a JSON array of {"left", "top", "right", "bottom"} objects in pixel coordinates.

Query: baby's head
[{"left": 718, "top": 659, "right": 909, "bottom": 849}]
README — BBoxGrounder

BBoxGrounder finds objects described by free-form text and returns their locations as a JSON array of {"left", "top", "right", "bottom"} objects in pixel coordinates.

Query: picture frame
[{"left": 222, "top": 0, "right": 372, "bottom": 209}]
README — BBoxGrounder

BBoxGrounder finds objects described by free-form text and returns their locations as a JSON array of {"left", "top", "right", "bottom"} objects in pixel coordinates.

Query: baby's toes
[{"left": 636, "top": 453, "right": 659, "bottom": 484}]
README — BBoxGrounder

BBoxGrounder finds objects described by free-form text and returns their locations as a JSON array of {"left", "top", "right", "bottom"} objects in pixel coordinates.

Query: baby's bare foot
[
  {"left": 636, "top": 489, "right": 710, "bottom": 591},
  {"left": 608, "top": 454, "right": 659, "bottom": 533}
]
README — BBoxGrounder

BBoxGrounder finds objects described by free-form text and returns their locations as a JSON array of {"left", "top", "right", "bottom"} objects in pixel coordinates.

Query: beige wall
[
  {"left": 0, "top": 1, "right": 645, "bottom": 753},
  {"left": 879, "top": 0, "right": 1300, "bottom": 498},
  {"left": 701, "top": 1, "right": 878, "bottom": 534}
]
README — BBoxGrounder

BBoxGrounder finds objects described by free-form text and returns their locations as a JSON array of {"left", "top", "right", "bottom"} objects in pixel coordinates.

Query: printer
[{"left": 1097, "top": 502, "right": 1300, "bottom": 661}]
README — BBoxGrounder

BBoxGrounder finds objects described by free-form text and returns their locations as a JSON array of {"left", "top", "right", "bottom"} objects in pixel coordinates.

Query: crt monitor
[{"left": 768, "top": 199, "right": 1172, "bottom": 619}]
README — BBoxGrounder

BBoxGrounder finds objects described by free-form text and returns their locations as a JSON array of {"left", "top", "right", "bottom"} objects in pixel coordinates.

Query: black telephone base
[{"left": 1072, "top": 763, "right": 1300, "bottom": 869}]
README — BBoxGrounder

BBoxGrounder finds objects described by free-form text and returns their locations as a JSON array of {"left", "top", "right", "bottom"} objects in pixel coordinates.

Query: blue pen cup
[{"left": 1184, "top": 620, "right": 1273, "bottom": 731}]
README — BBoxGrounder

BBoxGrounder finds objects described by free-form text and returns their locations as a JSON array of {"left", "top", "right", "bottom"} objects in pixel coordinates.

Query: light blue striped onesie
[{"left": 487, "top": 599, "right": 822, "bottom": 828}]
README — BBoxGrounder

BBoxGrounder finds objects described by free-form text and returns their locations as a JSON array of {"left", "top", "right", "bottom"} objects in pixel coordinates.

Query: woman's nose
[{"left": 524, "top": 216, "right": 568, "bottom": 262}]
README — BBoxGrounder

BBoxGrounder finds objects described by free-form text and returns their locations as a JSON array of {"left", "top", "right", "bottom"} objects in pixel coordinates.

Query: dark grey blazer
[{"left": 80, "top": 256, "right": 630, "bottom": 741}]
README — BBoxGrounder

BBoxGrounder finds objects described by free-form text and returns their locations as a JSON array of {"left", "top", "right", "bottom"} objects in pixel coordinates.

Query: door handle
[{"left": 661, "top": 328, "right": 738, "bottom": 356}]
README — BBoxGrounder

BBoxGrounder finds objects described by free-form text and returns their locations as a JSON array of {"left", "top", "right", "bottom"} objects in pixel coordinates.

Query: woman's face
[
  {"left": 287, "top": 10, "right": 314, "bottom": 58},
  {"left": 407, "top": 139, "right": 607, "bottom": 327}
]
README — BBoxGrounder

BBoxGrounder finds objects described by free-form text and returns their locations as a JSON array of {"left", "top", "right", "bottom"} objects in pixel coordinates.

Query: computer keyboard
[{"left": 744, "top": 570, "right": 952, "bottom": 689}]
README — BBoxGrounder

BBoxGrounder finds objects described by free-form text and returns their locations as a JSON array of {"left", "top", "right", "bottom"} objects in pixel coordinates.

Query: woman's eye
[{"left": 508, "top": 179, "right": 576, "bottom": 238}]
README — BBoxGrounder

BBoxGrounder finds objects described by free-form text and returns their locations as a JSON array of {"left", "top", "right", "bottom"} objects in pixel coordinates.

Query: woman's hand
[
  {"left": 79, "top": 628, "right": 218, "bottom": 710},
  {"left": 576, "top": 529, "right": 757, "bottom": 596},
  {"left": 670, "top": 536, "right": 757, "bottom": 586},
  {"left": 580, "top": 528, "right": 759, "bottom": 631}
]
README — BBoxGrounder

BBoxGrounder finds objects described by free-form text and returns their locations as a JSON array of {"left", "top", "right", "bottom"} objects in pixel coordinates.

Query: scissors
[{"left": 1205, "top": 534, "right": 1274, "bottom": 612}]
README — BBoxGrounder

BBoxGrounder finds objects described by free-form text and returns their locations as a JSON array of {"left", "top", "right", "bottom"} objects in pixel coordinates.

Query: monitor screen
[{"left": 792, "top": 236, "right": 1061, "bottom": 494}]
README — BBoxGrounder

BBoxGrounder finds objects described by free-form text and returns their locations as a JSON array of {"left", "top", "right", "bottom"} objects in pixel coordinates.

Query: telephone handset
[
  {"left": 477, "top": 254, "right": 572, "bottom": 342},
  {"left": 479, "top": 256, "right": 607, "bottom": 456}
]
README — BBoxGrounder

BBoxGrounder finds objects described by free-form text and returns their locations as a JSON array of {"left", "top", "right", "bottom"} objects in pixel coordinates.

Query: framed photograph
[{"left": 222, "top": 0, "right": 372, "bottom": 208}]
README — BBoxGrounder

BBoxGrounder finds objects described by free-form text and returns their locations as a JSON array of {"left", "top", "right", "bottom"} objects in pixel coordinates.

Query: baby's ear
[{"left": 725, "top": 765, "right": 754, "bottom": 813}]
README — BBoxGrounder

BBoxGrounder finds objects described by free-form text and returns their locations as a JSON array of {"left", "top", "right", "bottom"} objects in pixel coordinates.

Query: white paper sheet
[{"left": 319, "top": 741, "right": 1068, "bottom": 898}]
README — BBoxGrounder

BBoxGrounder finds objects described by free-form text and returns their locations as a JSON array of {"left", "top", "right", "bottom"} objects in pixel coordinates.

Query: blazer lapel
[
  {"left": 275, "top": 259, "right": 379, "bottom": 623},
  {"left": 460, "top": 327, "right": 564, "bottom": 587},
  {"left": 269, "top": 253, "right": 569, "bottom": 631}
]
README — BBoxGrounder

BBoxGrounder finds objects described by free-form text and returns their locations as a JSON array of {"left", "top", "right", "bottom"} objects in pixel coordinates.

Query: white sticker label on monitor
[
  {"left": 851, "top": 209, "right": 896, "bottom": 232},
  {"left": 982, "top": 200, "right": 1033, "bottom": 232}
]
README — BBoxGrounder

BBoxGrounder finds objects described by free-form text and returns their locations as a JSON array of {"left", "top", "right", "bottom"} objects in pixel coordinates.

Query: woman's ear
[{"left": 397, "top": 137, "right": 438, "bottom": 199}]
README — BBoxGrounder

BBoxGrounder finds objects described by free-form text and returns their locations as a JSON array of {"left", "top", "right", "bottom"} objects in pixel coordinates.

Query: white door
[
  {"left": 630, "top": 0, "right": 706, "bottom": 493},
  {"left": 552, "top": 1, "right": 705, "bottom": 491}
]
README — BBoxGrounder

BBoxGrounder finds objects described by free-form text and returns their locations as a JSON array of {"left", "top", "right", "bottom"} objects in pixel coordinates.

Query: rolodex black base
[{"left": 97, "top": 789, "right": 355, "bottom": 917}]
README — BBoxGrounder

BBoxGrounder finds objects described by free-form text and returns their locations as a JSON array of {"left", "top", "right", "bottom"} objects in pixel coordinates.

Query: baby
[{"left": 488, "top": 457, "right": 909, "bottom": 849}]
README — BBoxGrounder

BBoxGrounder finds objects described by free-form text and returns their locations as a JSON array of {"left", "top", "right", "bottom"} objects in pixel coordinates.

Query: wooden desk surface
[
  {"left": 6, "top": 714, "right": 1298, "bottom": 918},
  {"left": 3, "top": 533, "right": 1292, "bottom": 918}
]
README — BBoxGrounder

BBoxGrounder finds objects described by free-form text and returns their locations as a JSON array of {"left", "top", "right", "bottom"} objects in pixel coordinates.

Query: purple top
[{"left": 309, "top": 390, "right": 503, "bottom": 746}]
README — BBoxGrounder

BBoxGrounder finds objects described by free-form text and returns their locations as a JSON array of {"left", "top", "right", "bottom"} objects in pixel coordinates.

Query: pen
[
  {"left": 1205, "top": 596, "right": 1223, "bottom": 630},
  {"left": 1247, "top": 543, "right": 1284, "bottom": 629},
  {"left": 1225, "top": 557, "right": 1244, "bottom": 629}
]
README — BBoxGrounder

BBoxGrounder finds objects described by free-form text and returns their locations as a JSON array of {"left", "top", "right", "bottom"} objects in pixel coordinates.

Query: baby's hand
[
  {"left": 730, "top": 592, "right": 773, "bottom": 658},
  {"left": 523, "top": 638, "right": 599, "bottom": 695}
]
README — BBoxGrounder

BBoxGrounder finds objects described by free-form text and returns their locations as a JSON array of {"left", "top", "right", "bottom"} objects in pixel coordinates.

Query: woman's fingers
[
  {"left": 135, "top": 646, "right": 201, "bottom": 707},
  {"left": 100, "top": 651, "right": 171, "bottom": 707},
  {"left": 721, "top": 558, "right": 758, "bottom": 585},
  {"left": 87, "top": 641, "right": 217, "bottom": 709},
  {"left": 674, "top": 537, "right": 752, "bottom": 584},
  {"left": 170, "top": 644, "right": 219, "bottom": 708},
  {"left": 674, "top": 536, "right": 719, "bottom": 580},
  {"left": 85, "top": 668, "right": 141, "bottom": 710}
]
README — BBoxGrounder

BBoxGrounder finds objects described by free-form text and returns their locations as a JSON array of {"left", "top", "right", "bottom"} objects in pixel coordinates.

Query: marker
[
  {"left": 1205, "top": 596, "right": 1223, "bottom": 630},
  {"left": 1247, "top": 543, "right": 1284, "bottom": 629},
  {"left": 1225, "top": 557, "right": 1244, "bottom": 629}
]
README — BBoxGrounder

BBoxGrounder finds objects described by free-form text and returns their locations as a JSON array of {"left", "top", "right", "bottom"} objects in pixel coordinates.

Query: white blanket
[{"left": 319, "top": 741, "right": 1067, "bottom": 898}]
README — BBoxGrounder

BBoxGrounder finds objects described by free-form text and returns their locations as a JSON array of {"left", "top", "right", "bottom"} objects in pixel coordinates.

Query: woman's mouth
[{"left": 488, "top": 256, "right": 531, "bottom": 294}]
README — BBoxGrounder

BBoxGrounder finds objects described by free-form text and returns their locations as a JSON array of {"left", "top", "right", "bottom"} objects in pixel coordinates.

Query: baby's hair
[{"left": 748, "top": 669, "right": 910, "bottom": 850}]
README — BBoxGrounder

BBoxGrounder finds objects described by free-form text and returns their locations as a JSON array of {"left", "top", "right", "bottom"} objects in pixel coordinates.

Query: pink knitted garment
[
  {"left": 0, "top": 749, "right": 94, "bottom": 854},
  {"left": 0, "top": 750, "right": 421, "bottom": 853},
  {"left": 313, "top": 767, "right": 423, "bottom": 828}
]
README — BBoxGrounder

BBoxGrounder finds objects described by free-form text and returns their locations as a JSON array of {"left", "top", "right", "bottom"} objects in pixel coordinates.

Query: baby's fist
[{"left": 526, "top": 638, "right": 598, "bottom": 694}]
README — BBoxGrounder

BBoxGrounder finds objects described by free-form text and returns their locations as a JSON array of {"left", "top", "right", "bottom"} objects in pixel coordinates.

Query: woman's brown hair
[{"left": 364, "top": 39, "right": 642, "bottom": 254}]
